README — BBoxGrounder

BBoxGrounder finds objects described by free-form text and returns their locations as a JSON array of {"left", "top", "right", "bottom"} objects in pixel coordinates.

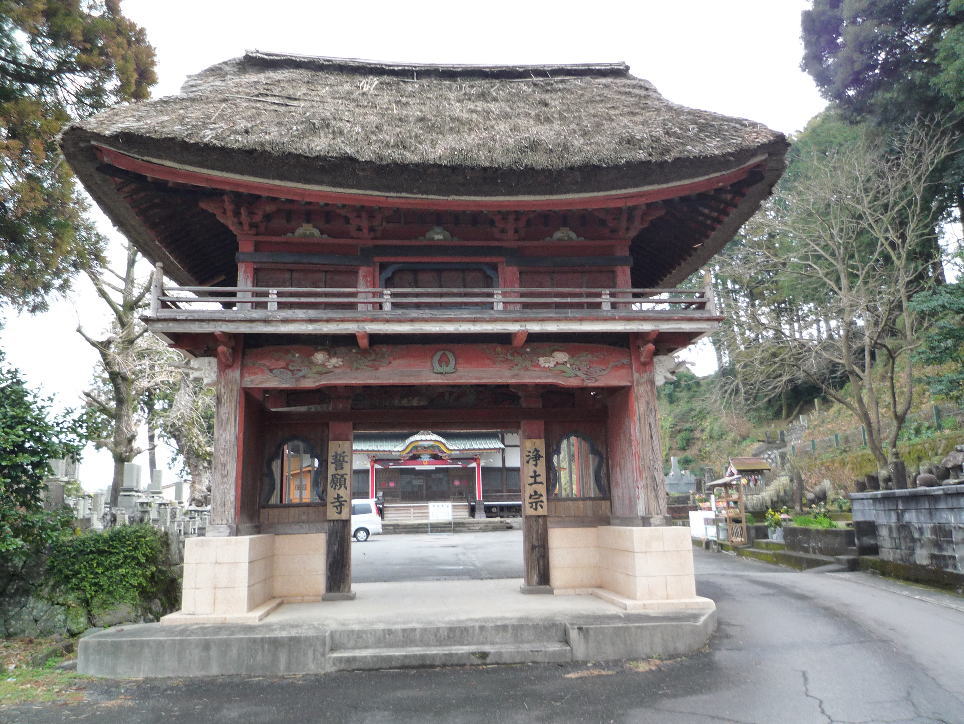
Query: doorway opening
[{"left": 349, "top": 428, "right": 524, "bottom": 583}]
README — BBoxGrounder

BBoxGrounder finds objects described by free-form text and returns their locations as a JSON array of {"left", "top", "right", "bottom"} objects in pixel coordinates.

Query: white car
[{"left": 351, "top": 499, "right": 383, "bottom": 542}]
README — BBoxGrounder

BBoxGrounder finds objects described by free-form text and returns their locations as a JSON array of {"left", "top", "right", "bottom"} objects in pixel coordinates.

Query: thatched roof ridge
[
  {"left": 233, "top": 51, "right": 632, "bottom": 80},
  {"left": 64, "top": 50, "right": 784, "bottom": 192}
]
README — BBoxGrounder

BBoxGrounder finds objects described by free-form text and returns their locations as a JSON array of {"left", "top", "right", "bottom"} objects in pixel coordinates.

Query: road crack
[{"left": 800, "top": 669, "right": 833, "bottom": 723}]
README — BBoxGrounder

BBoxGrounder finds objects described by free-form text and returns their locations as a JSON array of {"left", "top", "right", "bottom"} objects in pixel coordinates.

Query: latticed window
[
  {"left": 265, "top": 439, "right": 322, "bottom": 505},
  {"left": 550, "top": 433, "right": 607, "bottom": 498}
]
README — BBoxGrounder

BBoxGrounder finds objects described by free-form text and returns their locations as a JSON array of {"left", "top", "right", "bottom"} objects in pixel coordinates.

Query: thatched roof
[
  {"left": 60, "top": 52, "right": 788, "bottom": 287},
  {"left": 63, "top": 51, "right": 784, "bottom": 197}
]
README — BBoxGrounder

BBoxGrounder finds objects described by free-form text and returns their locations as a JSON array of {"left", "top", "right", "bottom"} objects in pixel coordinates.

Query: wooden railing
[{"left": 149, "top": 266, "right": 717, "bottom": 318}]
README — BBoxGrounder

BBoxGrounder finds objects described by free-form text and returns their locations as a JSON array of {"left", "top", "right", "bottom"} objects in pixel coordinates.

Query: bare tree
[
  {"left": 722, "top": 118, "right": 957, "bottom": 484},
  {"left": 77, "top": 243, "right": 179, "bottom": 506},
  {"left": 156, "top": 359, "right": 215, "bottom": 506}
]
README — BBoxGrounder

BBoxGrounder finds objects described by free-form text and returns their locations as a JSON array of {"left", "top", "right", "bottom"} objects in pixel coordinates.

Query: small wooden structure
[{"left": 708, "top": 475, "right": 747, "bottom": 545}]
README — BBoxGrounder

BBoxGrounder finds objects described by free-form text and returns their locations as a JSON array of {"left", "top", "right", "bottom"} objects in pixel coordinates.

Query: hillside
[{"left": 659, "top": 361, "right": 962, "bottom": 491}]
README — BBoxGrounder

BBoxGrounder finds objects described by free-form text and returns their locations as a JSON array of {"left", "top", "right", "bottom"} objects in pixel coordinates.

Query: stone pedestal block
[
  {"left": 167, "top": 532, "right": 327, "bottom": 624},
  {"left": 549, "top": 526, "right": 704, "bottom": 608}
]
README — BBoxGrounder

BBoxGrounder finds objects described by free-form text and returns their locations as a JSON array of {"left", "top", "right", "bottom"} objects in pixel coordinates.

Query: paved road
[
  {"left": 7, "top": 547, "right": 964, "bottom": 723},
  {"left": 353, "top": 529, "right": 523, "bottom": 582}
]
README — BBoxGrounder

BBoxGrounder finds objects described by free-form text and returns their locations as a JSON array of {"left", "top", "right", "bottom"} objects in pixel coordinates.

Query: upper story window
[
  {"left": 550, "top": 432, "right": 608, "bottom": 498},
  {"left": 380, "top": 263, "right": 497, "bottom": 289},
  {"left": 380, "top": 263, "right": 497, "bottom": 309},
  {"left": 264, "top": 438, "right": 322, "bottom": 505}
]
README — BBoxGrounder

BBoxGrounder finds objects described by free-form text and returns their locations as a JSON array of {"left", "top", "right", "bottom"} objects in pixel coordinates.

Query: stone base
[
  {"left": 172, "top": 533, "right": 326, "bottom": 623},
  {"left": 160, "top": 598, "right": 283, "bottom": 625},
  {"left": 520, "top": 584, "right": 554, "bottom": 595},
  {"left": 79, "top": 604, "right": 716, "bottom": 677},
  {"left": 549, "top": 525, "right": 697, "bottom": 601},
  {"left": 322, "top": 592, "right": 356, "bottom": 601}
]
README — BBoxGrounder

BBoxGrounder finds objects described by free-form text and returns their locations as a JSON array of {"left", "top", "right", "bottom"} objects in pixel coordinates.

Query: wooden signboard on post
[
  {"left": 522, "top": 439, "right": 548, "bottom": 517},
  {"left": 326, "top": 440, "right": 352, "bottom": 520}
]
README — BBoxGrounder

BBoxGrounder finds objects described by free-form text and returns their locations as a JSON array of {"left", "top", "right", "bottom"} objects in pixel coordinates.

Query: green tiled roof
[{"left": 353, "top": 432, "right": 504, "bottom": 454}]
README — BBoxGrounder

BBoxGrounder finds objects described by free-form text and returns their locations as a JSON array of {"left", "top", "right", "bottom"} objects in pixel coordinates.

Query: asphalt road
[
  {"left": 7, "top": 545, "right": 964, "bottom": 723},
  {"left": 352, "top": 529, "right": 524, "bottom": 582}
]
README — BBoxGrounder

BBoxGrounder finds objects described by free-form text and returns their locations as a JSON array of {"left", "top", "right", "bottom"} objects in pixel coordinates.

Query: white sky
[{"left": 0, "top": 0, "right": 827, "bottom": 491}]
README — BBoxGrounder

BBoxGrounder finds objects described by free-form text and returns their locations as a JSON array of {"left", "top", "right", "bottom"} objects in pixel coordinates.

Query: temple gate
[{"left": 61, "top": 52, "right": 787, "bottom": 619}]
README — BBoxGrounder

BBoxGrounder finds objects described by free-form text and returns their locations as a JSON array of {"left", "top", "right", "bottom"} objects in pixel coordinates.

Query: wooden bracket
[
  {"left": 639, "top": 342, "right": 656, "bottom": 366},
  {"left": 488, "top": 211, "right": 535, "bottom": 241},
  {"left": 511, "top": 330, "right": 528, "bottom": 348},
  {"left": 355, "top": 331, "right": 370, "bottom": 350},
  {"left": 589, "top": 203, "right": 666, "bottom": 239},
  {"left": 214, "top": 331, "right": 235, "bottom": 367}
]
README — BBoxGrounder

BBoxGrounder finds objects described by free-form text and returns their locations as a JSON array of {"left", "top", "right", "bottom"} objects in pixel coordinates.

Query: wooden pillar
[
  {"left": 209, "top": 334, "right": 243, "bottom": 536},
  {"left": 500, "top": 263, "right": 520, "bottom": 310},
  {"left": 324, "top": 410, "right": 355, "bottom": 600},
  {"left": 236, "top": 240, "right": 254, "bottom": 311},
  {"left": 607, "top": 333, "right": 668, "bottom": 526},
  {"left": 368, "top": 457, "right": 376, "bottom": 499},
  {"left": 519, "top": 389, "right": 551, "bottom": 592},
  {"left": 474, "top": 456, "right": 485, "bottom": 518}
]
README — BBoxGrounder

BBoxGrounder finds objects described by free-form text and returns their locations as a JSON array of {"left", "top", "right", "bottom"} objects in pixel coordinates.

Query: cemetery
[{"left": 691, "top": 444, "right": 964, "bottom": 591}]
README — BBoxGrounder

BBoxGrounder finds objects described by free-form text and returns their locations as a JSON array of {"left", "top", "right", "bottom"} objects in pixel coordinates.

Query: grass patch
[
  {"left": 0, "top": 638, "right": 88, "bottom": 706},
  {"left": 791, "top": 516, "right": 837, "bottom": 529}
]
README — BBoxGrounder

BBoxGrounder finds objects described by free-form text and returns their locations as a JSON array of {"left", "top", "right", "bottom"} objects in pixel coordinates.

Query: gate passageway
[{"left": 352, "top": 529, "right": 523, "bottom": 583}]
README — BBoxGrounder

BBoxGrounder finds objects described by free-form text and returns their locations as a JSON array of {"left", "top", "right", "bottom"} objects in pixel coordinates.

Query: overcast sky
[{"left": 0, "top": 0, "right": 827, "bottom": 491}]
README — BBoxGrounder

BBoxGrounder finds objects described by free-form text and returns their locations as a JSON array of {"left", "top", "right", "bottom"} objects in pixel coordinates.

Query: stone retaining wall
[
  {"left": 851, "top": 484, "right": 963, "bottom": 574},
  {"left": 783, "top": 527, "right": 856, "bottom": 557}
]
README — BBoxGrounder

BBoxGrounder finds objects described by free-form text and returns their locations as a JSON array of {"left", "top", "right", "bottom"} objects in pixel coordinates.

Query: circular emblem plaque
[{"left": 431, "top": 350, "right": 457, "bottom": 374}]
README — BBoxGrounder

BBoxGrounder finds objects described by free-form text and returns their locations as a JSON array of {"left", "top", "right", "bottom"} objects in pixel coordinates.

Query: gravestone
[{"left": 665, "top": 457, "right": 697, "bottom": 494}]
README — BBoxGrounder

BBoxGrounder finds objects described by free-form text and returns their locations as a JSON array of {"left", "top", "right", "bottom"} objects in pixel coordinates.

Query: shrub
[
  {"left": 791, "top": 515, "right": 837, "bottom": 529},
  {"left": 46, "top": 525, "right": 178, "bottom": 622}
]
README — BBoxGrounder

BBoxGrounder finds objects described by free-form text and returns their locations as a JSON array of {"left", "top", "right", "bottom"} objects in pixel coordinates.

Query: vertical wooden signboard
[
  {"left": 522, "top": 439, "right": 548, "bottom": 517},
  {"left": 326, "top": 441, "right": 352, "bottom": 520}
]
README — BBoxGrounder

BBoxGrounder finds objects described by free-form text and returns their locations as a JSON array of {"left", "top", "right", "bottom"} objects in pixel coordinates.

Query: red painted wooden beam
[{"left": 95, "top": 144, "right": 762, "bottom": 212}]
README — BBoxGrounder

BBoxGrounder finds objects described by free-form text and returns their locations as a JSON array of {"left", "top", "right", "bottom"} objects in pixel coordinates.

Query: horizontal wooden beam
[
  {"left": 507, "top": 255, "right": 632, "bottom": 267},
  {"left": 236, "top": 251, "right": 367, "bottom": 266},
  {"left": 264, "top": 407, "right": 608, "bottom": 424},
  {"left": 148, "top": 317, "right": 720, "bottom": 336}
]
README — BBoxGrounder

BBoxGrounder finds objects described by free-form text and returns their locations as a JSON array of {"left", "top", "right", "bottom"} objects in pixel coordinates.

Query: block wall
[{"left": 851, "top": 483, "right": 964, "bottom": 573}]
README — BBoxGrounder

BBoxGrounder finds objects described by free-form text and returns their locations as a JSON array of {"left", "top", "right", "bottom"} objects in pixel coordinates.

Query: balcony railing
[
  {"left": 151, "top": 284, "right": 714, "bottom": 315},
  {"left": 150, "top": 268, "right": 715, "bottom": 318}
]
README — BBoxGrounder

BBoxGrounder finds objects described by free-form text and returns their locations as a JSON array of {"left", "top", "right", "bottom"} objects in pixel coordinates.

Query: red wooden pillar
[
  {"left": 209, "top": 334, "right": 243, "bottom": 536},
  {"left": 474, "top": 456, "right": 485, "bottom": 518},
  {"left": 607, "top": 333, "right": 668, "bottom": 525},
  {"left": 368, "top": 457, "right": 376, "bottom": 499},
  {"left": 324, "top": 401, "right": 354, "bottom": 600},
  {"left": 236, "top": 239, "right": 255, "bottom": 311},
  {"left": 519, "top": 389, "right": 551, "bottom": 592}
]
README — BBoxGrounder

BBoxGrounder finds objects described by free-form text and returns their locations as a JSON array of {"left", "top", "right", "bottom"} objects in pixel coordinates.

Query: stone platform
[{"left": 78, "top": 579, "right": 716, "bottom": 678}]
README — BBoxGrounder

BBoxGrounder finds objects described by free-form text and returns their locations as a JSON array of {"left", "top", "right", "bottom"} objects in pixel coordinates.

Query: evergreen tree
[
  {"left": 0, "top": 0, "right": 155, "bottom": 313},
  {"left": 0, "top": 351, "right": 85, "bottom": 553},
  {"left": 801, "top": 0, "right": 963, "bottom": 229}
]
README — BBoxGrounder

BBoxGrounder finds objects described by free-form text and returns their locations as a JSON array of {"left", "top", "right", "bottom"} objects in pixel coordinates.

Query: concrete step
[
  {"left": 329, "top": 641, "right": 572, "bottom": 670},
  {"left": 383, "top": 519, "right": 515, "bottom": 534},
  {"left": 739, "top": 547, "right": 838, "bottom": 571},
  {"left": 330, "top": 622, "right": 566, "bottom": 650},
  {"left": 78, "top": 604, "right": 718, "bottom": 677}
]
